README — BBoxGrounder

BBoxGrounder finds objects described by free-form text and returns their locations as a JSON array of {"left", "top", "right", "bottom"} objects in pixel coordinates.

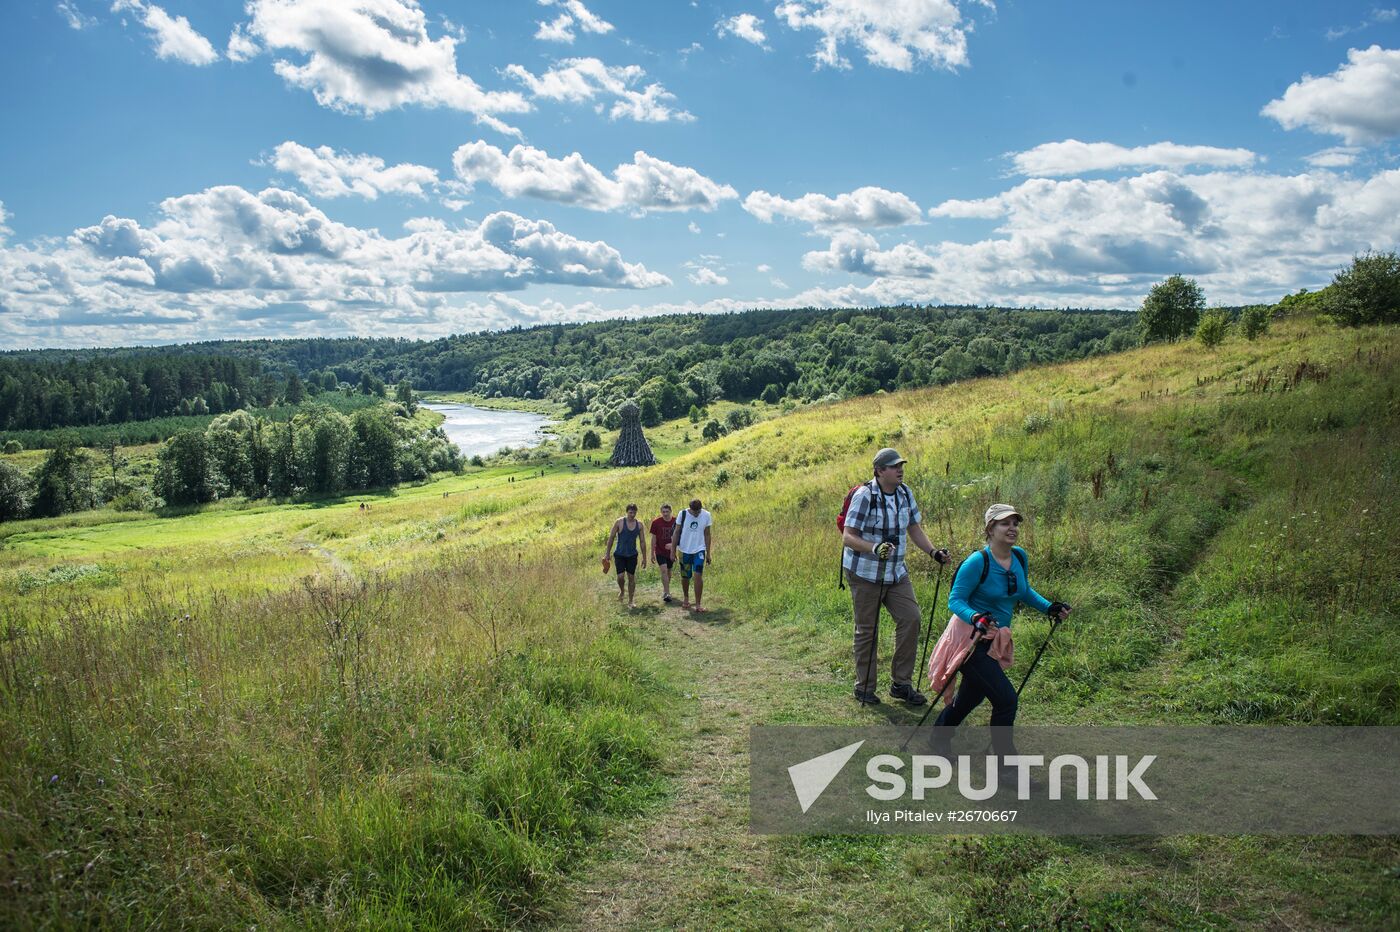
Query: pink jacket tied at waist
[{"left": 926, "top": 615, "right": 1014, "bottom": 705}]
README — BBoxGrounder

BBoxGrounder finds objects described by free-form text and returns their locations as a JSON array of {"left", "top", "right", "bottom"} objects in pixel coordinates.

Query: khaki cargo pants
[{"left": 846, "top": 570, "right": 922, "bottom": 693}]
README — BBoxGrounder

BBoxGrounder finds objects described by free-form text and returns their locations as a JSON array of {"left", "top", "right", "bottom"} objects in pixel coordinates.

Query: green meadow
[{"left": 2, "top": 316, "right": 1397, "bottom": 928}]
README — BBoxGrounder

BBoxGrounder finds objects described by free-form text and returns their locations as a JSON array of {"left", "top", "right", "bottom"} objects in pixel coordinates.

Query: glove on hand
[
  {"left": 874, "top": 541, "right": 895, "bottom": 560},
  {"left": 1047, "top": 601, "right": 1070, "bottom": 620},
  {"left": 971, "top": 612, "right": 993, "bottom": 634}
]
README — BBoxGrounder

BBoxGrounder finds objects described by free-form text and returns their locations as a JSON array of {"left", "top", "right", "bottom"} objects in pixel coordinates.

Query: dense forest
[
  {"left": 4, "top": 305, "right": 1140, "bottom": 434},
  {"left": 0, "top": 397, "right": 460, "bottom": 521},
  {"left": 0, "top": 351, "right": 399, "bottom": 433}
]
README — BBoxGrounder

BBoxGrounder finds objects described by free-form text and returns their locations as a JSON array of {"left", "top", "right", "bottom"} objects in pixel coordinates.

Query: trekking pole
[
  {"left": 915, "top": 560, "right": 946, "bottom": 682},
  {"left": 1013, "top": 605, "right": 1070, "bottom": 699},
  {"left": 901, "top": 619, "right": 986, "bottom": 750}
]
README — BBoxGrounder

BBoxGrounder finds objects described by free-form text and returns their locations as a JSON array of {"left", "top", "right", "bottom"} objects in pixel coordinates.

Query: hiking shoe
[
  {"left": 999, "top": 766, "right": 1043, "bottom": 794},
  {"left": 926, "top": 734, "right": 953, "bottom": 758},
  {"left": 889, "top": 683, "right": 928, "bottom": 706},
  {"left": 853, "top": 688, "right": 882, "bottom": 705}
]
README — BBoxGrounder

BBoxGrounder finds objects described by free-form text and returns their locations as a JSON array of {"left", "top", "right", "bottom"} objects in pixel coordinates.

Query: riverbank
[
  {"left": 420, "top": 391, "right": 568, "bottom": 419},
  {"left": 419, "top": 400, "right": 553, "bottom": 460}
]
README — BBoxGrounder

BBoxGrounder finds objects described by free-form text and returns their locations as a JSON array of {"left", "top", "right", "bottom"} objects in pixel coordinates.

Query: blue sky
[{"left": 2, "top": 0, "right": 1398, "bottom": 349}]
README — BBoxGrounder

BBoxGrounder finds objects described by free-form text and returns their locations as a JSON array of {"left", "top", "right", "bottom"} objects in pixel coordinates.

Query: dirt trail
[
  {"left": 292, "top": 536, "right": 357, "bottom": 580},
  {"left": 544, "top": 595, "right": 929, "bottom": 930},
  {"left": 548, "top": 607, "right": 778, "bottom": 928}
]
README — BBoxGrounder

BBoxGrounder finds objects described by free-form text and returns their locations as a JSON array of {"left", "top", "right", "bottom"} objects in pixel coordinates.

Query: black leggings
[{"left": 933, "top": 641, "right": 1018, "bottom": 752}]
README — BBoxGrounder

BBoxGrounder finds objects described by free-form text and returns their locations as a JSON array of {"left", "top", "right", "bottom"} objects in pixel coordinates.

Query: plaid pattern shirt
[{"left": 842, "top": 480, "right": 923, "bottom": 585}]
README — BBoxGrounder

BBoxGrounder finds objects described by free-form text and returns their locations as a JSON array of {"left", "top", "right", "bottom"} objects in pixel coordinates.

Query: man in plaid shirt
[{"left": 841, "top": 448, "right": 951, "bottom": 705}]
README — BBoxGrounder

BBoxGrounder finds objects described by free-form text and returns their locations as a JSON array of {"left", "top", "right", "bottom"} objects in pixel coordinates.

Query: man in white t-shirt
[{"left": 671, "top": 498, "right": 713, "bottom": 612}]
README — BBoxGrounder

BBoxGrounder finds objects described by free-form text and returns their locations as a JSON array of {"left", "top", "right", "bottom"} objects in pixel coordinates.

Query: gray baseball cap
[{"left": 873, "top": 448, "right": 907, "bottom": 468}]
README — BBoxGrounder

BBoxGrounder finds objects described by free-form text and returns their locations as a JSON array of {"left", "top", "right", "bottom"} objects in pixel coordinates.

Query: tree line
[
  {"left": 2, "top": 305, "right": 1141, "bottom": 437},
  {"left": 0, "top": 399, "right": 460, "bottom": 521},
  {"left": 0, "top": 349, "right": 408, "bottom": 434},
  {"left": 8, "top": 251, "right": 1393, "bottom": 447}
]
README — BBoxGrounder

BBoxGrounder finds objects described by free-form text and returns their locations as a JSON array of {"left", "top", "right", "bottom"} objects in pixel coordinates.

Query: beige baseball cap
[{"left": 984, "top": 503, "right": 1022, "bottom": 529}]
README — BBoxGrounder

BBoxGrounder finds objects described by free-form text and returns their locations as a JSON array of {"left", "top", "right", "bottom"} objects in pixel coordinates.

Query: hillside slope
[{"left": 3, "top": 317, "right": 1396, "bottom": 928}]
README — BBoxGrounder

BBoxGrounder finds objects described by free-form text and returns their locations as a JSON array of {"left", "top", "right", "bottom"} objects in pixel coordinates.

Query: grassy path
[
  {"left": 545, "top": 589, "right": 943, "bottom": 930},
  {"left": 543, "top": 581, "right": 1400, "bottom": 930},
  {"left": 292, "top": 535, "right": 357, "bottom": 580},
  {"left": 547, "top": 601, "right": 780, "bottom": 929}
]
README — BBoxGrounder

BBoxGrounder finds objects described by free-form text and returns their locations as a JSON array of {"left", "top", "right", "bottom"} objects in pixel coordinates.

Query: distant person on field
[
  {"left": 604, "top": 503, "right": 648, "bottom": 608},
  {"left": 650, "top": 503, "right": 678, "bottom": 604},
  {"left": 841, "top": 448, "right": 951, "bottom": 706},
  {"left": 927, "top": 503, "right": 1071, "bottom": 762},
  {"left": 673, "top": 498, "right": 713, "bottom": 612}
]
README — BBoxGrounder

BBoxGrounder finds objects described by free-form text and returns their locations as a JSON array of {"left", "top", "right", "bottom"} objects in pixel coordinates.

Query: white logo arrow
[{"left": 788, "top": 740, "right": 866, "bottom": 813}]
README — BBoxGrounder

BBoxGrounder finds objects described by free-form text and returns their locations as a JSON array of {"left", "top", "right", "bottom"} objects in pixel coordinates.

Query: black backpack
[{"left": 951, "top": 546, "right": 1028, "bottom": 611}]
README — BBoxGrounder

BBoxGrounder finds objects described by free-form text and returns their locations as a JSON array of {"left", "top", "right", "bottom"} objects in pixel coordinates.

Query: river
[{"left": 420, "top": 402, "right": 553, "bottom": 459}]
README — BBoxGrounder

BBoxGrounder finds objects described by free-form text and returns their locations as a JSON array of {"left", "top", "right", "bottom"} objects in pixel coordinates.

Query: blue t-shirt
[{"left": 947, "top": 546, "right": 1052, "bottom": 629}]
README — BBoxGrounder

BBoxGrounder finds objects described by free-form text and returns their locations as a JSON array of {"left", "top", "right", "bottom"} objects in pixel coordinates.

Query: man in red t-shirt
[{"left": 650, "top": 503, "right": 678, "bottom": 604}]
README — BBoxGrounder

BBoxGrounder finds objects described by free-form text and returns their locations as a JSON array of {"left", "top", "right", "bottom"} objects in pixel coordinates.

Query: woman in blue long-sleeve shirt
[{"left": 933, "top": 503, "right": 1071, "bottom": 755}]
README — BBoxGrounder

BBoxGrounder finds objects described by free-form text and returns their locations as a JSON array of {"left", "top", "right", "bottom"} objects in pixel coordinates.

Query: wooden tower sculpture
[{"left": 609, "top": 401, "right": 657, "bottom": 467}]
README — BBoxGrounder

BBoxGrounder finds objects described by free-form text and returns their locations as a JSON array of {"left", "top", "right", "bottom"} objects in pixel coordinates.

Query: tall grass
[
  {"left": 497, "top": 318, "right": 1399, "bottom": 725},
  {"left": 0, "top": 552, "right": 661, "bottom": 927}
]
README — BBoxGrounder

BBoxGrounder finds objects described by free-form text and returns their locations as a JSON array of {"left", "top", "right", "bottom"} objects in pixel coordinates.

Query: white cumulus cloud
[
  {"left": 0, "top": 185, "right": 670, "bottom": 347},
  {"left": 717, "top": 13, "right": 769, "bottom": 47},
  {"left": 506, "top": 57, "right": 694, "bottom": 122},
  {"left": 536, "top": 14, "right": 574, "bottom": 42},
  {"left": 1304, "top": 146, "right": 1364, "bottom": 168},
  {"left": 806, "top": 167, "right": 1400, "bottom": 309},
  {"left": 112, "top": 0, "right": 218, "bottom": 65},
  {"left": 1262, "top": 45, "right": 1400, "bottom": 143},
  {"left": 535, "top": 0, "right": 614, "bottom": 43},
  {"left": 239, "top": 0, "right": 529, "bottom": 129},
  {"left": 688, "top": 267, "right": 728, "bottom": 285},
  {"left": 452, "top": 141, "right": 737, "bottom": 213},
  {"left": 743, "top": 186, "right": 923, "bottom": 228},
  {"left": 270, "top": 142, "right": 440, "bottom": 199},
  {"left": 1009, "top": 139, "right": 1259, "bottom": 177},
  {"left": 774, "top": 0, "right": 977, "bottom": 71},
  {"left": 226, "top": 23, "right": 259, "bottom": 61}
]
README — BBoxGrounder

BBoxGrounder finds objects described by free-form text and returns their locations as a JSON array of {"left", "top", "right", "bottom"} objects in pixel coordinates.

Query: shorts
[
  {"left": 655, "top": 554, "right": 674, "bottom": 568},
  {"left": 680, "top": 550, "right": 705, "bottom": 579},
  {"left": 614, "top": 553, "right": 638, "bottom": 575}
]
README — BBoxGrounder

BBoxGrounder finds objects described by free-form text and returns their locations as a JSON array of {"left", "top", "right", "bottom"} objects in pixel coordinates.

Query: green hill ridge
[{"left": 2, "top": 316, "right": 1396, "bottom": 927}]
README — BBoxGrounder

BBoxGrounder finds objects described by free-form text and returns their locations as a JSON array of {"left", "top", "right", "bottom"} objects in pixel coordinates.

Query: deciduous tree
[
  {"left": 1323, "top": 251, "right": 1400, "bottom": 326},
  {"left": 1139, "top": 275, "right": 1205, "bottom": 343}
]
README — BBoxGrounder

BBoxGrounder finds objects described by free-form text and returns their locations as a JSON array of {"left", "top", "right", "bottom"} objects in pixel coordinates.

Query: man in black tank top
[{"left": 604, "top": 503, "right": 649, "bottom": 609}]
